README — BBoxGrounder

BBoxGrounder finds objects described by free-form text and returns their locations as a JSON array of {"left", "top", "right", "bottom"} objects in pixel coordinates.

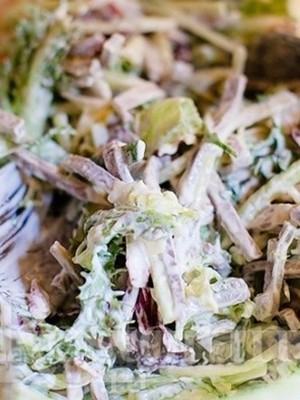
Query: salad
[{"left": 1, "top": 0, "right": 300, "bottom": 399}]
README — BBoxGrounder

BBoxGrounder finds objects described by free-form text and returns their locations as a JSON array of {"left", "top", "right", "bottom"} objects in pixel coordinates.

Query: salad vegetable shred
[{"left": 1, "top": 0, "right": 300, "bottom": 399}]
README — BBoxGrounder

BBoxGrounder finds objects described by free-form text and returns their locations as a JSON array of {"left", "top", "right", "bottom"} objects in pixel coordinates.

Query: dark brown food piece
[{"left": 246, "top": 33, "right": 300, "bottom": 90}]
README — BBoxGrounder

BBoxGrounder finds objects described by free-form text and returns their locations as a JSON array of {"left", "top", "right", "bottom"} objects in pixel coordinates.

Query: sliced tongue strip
[
  {"left": 102, "top": 141, "right": 134, "bottom": 182},
  {"left": 14, "top": 150, "right": 109, "bottom": 204}
]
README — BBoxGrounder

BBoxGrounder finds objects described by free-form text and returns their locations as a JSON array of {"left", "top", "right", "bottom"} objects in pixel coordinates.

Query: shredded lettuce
[
  {"left": 239, "top": 159, "right": 300, "bottom": 227},
  {"left": 14, "top": 382, "right": 66, "bottom": 400},
  {"left": 240, "top": 0, "right": 288, "bottom": 16},
  {"left": 0, "top": 8, "right": 69, "bottom": 138}
]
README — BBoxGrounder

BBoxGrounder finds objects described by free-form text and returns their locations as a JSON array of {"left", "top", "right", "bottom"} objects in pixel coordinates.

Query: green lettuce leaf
[
  {"left": 0, "top": 7, "right": 69, "bottom": 138},
  {"left": 240, "top": 0, "right": 288, "bottom": 16},
  {"left": 138, "top": 98, "right": 203, "bottom": 156}
]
